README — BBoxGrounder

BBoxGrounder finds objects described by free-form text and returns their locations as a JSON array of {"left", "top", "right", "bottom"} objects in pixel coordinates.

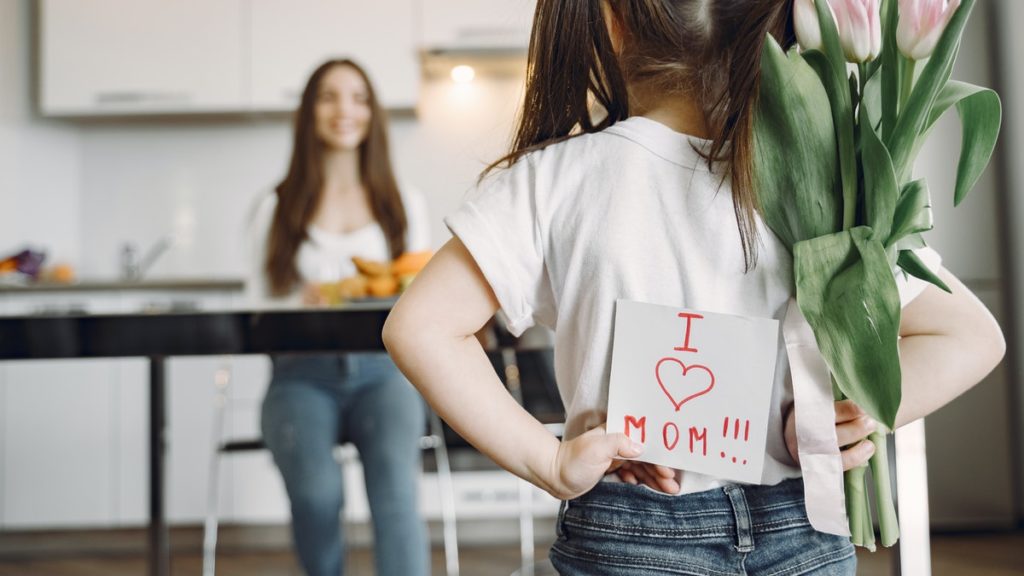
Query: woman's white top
[{"left": 246, "top": 186, "right": 431, "bottom": 304}]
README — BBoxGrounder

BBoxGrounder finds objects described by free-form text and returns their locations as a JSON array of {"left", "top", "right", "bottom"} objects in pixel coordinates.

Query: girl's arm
[
  {"left": 893, "top": 265, "right": 1006, "bottom": 428},
  {"left": 782, "top": 264, "right": 1006, "bottom": 470},
  {"left": 383, "top": 237, "right": 644, "bottom": 500}
]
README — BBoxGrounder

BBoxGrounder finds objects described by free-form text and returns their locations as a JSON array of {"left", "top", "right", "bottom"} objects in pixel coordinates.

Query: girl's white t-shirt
[
  {"left": 445, "top": 115, "right": 941, "bottom": 493},
  {"left": 246, "top": 186, "right": 431, "bottom": 303}
]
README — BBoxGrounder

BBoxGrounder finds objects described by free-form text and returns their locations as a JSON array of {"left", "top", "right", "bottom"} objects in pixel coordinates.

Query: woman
[{"left": 247, "top": 59, "right": 430, "bottom": 576}]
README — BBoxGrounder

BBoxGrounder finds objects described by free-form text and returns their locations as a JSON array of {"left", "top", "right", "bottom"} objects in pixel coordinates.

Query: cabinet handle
[{"left": 94, "top": 91, "right": 192, "bottom": 105}]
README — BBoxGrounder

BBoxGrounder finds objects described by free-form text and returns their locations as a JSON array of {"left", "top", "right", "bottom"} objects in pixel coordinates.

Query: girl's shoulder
[{"left": 477, "top": 129, "right": 613, "bottom": 194}]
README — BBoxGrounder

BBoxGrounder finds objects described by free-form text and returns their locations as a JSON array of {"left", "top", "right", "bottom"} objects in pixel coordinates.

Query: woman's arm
[
  {"left": 383, "top": 237, "right": 643, "bottom": 500},
  {"left": 893, "top": 265, "right": 1006, "bottom": 428}
]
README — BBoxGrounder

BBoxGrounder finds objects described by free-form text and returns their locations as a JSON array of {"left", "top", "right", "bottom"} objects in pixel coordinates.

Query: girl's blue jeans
[
  {"left": 550, "top": 478, "right": 857, "bottom": 575},
  {"left": 261, "top": 352, "right": 429, "bottom": 576}
]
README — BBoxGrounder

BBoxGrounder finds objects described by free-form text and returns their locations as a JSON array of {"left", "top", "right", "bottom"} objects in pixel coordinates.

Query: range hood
[{"left": 419, "top": 0, "right": 533, "bottom": 57}]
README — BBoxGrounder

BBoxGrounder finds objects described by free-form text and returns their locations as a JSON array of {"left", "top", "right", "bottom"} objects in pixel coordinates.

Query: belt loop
[
  {"left": 555, "top": 499, "right": 569, "bottom": 539},
  {"left": 724, "top": 485, "right": 755, "bottom": 553}
]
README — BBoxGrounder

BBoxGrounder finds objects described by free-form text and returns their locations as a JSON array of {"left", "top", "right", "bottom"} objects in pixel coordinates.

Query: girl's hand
[
  {"left": 613, "top": 460, "right": 681, "bottom": 494},
  {"left": 549, "top": 426, "right": 645, "bottom": 500},
  {"left": 784, "top": 399, "right": 877, "bottom": 471}
]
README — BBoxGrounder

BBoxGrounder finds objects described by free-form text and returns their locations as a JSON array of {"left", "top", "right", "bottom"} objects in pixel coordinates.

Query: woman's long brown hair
[
  {"left": 266, "top": 59, "right": 407, "bottom": 296},
  {"left": 489, "top": 0, "right": 796, "bottom": 271}
]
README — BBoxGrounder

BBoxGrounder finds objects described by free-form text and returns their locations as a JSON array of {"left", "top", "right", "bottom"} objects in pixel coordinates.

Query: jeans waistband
[{"left": 564, "top": 478, "right": 809, "bottom": 549}]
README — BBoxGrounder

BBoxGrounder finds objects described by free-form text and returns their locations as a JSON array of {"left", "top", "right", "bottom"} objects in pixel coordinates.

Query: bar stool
[
  {"left": 201, "top": 360, "right": 460, "bottom": 576},
  {"left": 489, "top": 322, "right": 564, "bottom": 576}
]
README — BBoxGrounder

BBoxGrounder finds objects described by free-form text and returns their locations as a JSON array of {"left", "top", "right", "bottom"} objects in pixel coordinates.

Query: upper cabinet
[
  {"left": 419, "top": 0, "right": 535, "bottom": 53},
  {"left": 38, "top": 0, "right": 418, "bottom": 117},
  {"left": 248, "top": 0, "right": 418, "bottom": 112},
  {"left": 39, "top": 0, "right": 247, "bottom": 116}
]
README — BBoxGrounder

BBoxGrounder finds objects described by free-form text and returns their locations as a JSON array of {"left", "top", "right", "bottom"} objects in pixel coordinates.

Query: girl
[
  {"left": 248, "top": 59, "right": 430, "bottom": 576},
  {"left": 384, "top": 1, "right": 1005, "bottom": 574}
]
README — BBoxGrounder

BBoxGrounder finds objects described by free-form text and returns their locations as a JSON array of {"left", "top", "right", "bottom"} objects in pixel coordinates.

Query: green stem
[
  {"left": 899, "top": 59, "right": 917, "bottom": 116},
  {"left": 858, "top": 63, "right": 869, "bottom": 103},
  {"left": 861, "top": 468, "right": 877, "bottom": 552},
  {"left": 869, "top": 431, "right": 901, "bottom": 546},
  {"left": 844, "top": 466, "right": 870, "bottom": 548}
]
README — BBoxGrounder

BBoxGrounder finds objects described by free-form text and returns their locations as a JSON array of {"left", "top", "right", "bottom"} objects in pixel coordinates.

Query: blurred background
[{"left": 0, "top": 0, "right": 1021, "bottom": 575}]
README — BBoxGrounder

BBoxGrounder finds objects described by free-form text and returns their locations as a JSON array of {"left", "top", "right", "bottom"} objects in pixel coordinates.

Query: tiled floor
[{"left": 0, "top": 524, "right": 1021, "bottom": 575}]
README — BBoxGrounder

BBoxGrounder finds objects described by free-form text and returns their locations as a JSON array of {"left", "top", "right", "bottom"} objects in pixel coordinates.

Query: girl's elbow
[
  {"left": 970, "top": 307, "right": 1006, "bottom": 376},
  {"left": 382, "top": 310, "right": 410, "bottom": 358},
  {"left": 987, "top": 319, "right": 1007, "bottom": 369}
]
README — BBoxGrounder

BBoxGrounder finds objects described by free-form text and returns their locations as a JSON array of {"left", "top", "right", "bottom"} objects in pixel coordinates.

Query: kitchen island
[{"left": 0, "top": 302, "right": 400, "bottom": 576}]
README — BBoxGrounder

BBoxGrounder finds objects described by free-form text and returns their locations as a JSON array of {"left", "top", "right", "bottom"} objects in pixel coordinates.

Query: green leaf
[
  {"left": 896, "top": 232, "right": 927, "bottom": 252},
  {"left": 880, "top": 0, "right": 901, "bottom": 141},
  {"left": 951, "top": 88, "right": 1001, "bottom": 206},
  {"left": 898, "top": 249, "right": 952, "bottom": 293},
  {"left": 887, "top": 179, "right": 934, "bottom": 248},
  {"left": 862, "top": 69, "right": 884, "bottom": 132},
  {"left": 814, "top": 0, "right": 847, "bottom": 80},
  {"left": 805, "top": 49, "right": 858, "bottom": 233},
  {"left": 860, "top": 102, "right": 898, "bottom": 242},
  {"left": 917, "top": 81, "right": 1002, "bottom": 206},
  {"left": 795, "top": 227, "right": 903, "bottom": 429},
  {"left": 754, "top": 38, "right": 842, "bottom": 250},
  {"left": 888, "top": 0, "right": 975, "bottom": 180},
  {"left": 806, "top": 0, "right": 858, "bottom": 231}
]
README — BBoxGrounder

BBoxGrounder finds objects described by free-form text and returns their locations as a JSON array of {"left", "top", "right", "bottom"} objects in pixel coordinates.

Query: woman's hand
[
  {"left": 301, "top": 283, "right": 326, "bottom": 306},
  {"left": 784, "top": 399, "right": 877, "bottom": 471},
  {"left": 547, "top": 426, "right": 645, "bottom": 500}
]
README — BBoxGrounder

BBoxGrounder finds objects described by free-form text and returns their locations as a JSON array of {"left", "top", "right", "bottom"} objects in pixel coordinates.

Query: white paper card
[{"left": 607, "top": 300, "right": 780, "bottom": 484}]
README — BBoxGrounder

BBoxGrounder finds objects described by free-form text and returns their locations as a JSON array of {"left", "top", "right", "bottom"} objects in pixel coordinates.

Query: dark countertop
[
  {"left": 0, "top": 278, "right": 245, "bottom": 293},
  {"left": 0, "top": 303, "right": 390, "bottom": 359}
]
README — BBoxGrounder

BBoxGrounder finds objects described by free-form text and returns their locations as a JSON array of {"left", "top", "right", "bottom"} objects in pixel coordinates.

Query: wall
[
  {"left": 0, "top": 1, "right": 81, "bottom": 268},
  {"left": 75, "top": 75, "right": 525, "bottom": 279},
  {"left": 993, "top": 0, "right": 1024, "bottom": 521}
]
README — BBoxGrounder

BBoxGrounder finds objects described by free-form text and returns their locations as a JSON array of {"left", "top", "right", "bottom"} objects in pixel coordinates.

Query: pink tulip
[
  {"left": 794, "top": 0, "right": 882, "bottom": 63},
  {"left": 794, "top": 0, "right": 827, "bottom": 51},
  {"left": 831, "top": 0, "right": 883, "bottom": 62},
  {"left": 897, "top": 0, "right": 961, "bottom": 60}
]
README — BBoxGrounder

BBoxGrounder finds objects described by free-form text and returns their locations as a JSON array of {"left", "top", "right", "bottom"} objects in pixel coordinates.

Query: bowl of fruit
[{"left": 314, "top": 251, "right": 433, "bottom": 306}]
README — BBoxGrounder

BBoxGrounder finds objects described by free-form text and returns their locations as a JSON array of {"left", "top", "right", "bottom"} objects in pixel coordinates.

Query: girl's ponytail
[
  {"left": 489, "top": 0, "right": 797, "bottom": 271},
  {"left": 486, "top": 0, "right": 628, "bottom": 174},
  {"left": 705, "top": 0, "right": 796, "bottom": 269}
]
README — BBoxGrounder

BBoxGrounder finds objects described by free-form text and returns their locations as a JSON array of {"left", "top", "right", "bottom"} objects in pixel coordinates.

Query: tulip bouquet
[{"left": 754, "top": 0, "right": 1000, "bottom": 549}]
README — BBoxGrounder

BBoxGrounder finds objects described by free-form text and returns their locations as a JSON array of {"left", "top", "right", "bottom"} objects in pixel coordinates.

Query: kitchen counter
[
  {"left": 0, "top": 302, "right": 393, "bottom": 576},
  {"left": 0, "top": 278, "right": 245, "bottom": 293},
  {"left": 0, "top": 303, "right": 550, "bottom": 576}
]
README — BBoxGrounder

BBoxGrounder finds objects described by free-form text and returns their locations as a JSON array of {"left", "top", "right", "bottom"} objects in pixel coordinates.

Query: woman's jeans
[
  {"left": 261, "top": 352, "right": 429, "bottom": 576},
  {"left": 550, "top": 478, "right": 856, "bottom": 576}
]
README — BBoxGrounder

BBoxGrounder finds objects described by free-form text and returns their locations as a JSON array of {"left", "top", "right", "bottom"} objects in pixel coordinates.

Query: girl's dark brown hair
[
  {"left": 266, "top": 59, "right": 407, "bottom": 295},
  {"left": 489, "top": 0, "right": 796, "bottom": 270}
]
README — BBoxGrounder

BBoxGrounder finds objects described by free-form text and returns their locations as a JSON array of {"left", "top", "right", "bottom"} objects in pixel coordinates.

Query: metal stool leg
[
  {"left": 430, "top": 412, "right": 460, "bottom": 576},
  {"left": 202, "top": 363, "right": 232, "bottom": 576},
  {"left": 517, "top": 478, "right": 536, "bottom": 576}
]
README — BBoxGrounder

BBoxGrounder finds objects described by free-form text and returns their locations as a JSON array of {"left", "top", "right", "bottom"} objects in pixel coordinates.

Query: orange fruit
[
  {"left": 367, "top": 275, "right": 399, "bottom": 297},
  {"left": 391, "top": 251, "right": 433, "bottom": 276}
]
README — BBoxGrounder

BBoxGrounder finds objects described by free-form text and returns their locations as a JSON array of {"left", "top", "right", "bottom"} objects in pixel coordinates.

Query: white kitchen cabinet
[
  {"left": 248, "top": 0, "right": 419, "bottom": 112},
  {"left": 0, "top": 288, "right": 254, "bottom": 528},
  {"left": 113, "top": 358, "right": 148, "bottom": 525},
  {"left": 2, "top": 359, "right": 116, "bottom": 528},
  {"left": 39, "top": 0, "right": 246, "bottom": 116},
  {"left": 419, "top": 0, "right": 535, "bottom": 53}
]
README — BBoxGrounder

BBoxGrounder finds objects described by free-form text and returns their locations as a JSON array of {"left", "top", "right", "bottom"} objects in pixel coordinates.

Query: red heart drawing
[{"left": 655, "top": 358, "right": 716, "bottom": 412}]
